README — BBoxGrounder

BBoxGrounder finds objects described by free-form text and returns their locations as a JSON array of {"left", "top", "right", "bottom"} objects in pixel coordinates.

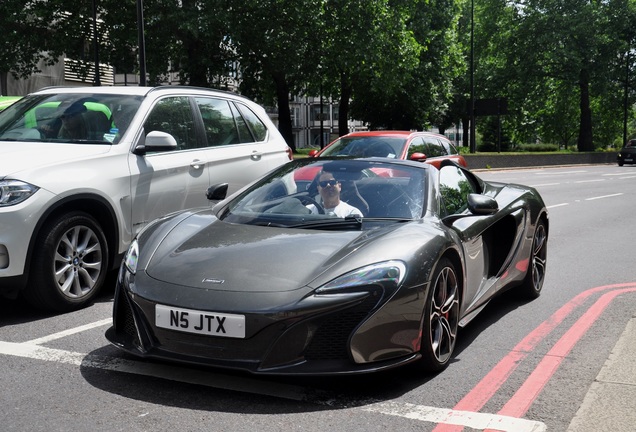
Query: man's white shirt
[{"left": 307, "top": 201, "right": 362, "bottom": 217}]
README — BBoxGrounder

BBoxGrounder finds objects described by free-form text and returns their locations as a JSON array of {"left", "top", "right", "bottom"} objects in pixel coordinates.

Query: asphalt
[
  {"left": 474, "top": 160, "right": 633, "bottom": 431},
  {"left": 566, "top": 316, "right": 636, "bottom": 431}
]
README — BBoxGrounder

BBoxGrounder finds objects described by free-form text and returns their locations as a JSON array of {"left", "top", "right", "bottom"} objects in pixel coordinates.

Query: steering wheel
[{"left": 297, "top": 195, "right": 324, "bottom": 214}]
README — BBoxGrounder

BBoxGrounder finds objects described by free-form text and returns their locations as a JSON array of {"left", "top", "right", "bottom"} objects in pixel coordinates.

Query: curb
[{"left": 566, "top": 316, "right": 636, "bottom": 431}]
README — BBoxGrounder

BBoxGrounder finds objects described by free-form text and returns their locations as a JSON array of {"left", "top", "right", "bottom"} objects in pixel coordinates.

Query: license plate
[
  {"left": 156, "top": 304, "right": 245, "bottom": 338},
  {"left": 625, "top": 158, "right": 633, "bottom": 162}
]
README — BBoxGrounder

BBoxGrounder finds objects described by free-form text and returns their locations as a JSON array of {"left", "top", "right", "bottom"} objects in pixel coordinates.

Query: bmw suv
[{"left": 0, "top": 86, "right": 292, "bottom": 311}]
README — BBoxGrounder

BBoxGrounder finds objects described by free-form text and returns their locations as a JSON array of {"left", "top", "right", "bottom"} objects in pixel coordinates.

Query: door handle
[
  {"left": 250, "top": 151, "right": 262, "bottom": 161},
  {"left": 190, "top": 159, "right": 205, "bottom": 170}
]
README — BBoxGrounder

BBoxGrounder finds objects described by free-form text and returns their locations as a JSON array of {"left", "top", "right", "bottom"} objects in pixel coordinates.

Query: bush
[{"left": 517, "top": 143, "right": 559, "bottom": 152}]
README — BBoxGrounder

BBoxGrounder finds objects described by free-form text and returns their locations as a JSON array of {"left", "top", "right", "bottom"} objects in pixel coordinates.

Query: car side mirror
[
  {"left": 308, "top": 149, "right": 319, "bottom": 157},
  {"left": 467, "top": 193, "right": 498, "bottom": 215},
  {"left": 206, "top": 183, "right": 229, "bottom": 201},
  {"left": 410, "top": 152, "right": 427, "bottom": 162},
  {"left": 134, "top": 130, "right": 178, "bottom": 155}
]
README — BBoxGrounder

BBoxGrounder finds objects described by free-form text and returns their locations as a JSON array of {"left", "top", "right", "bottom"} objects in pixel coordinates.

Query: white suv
[{"left": 0, "top": 86, "right": 292, "bottom": 311}]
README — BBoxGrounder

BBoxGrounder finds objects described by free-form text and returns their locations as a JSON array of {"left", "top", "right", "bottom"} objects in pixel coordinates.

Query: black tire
[
  {"left": 618, "top": 161, "right": 624, "bottom": 166},
  {"left": 519, "top": 218, "right": 548, "bottom": 300},
  {"left": 420, "top": 257, "right": 460, "bottom": 373},
  {"left": 23, "top": 211, "right": 109, "bottom": 312}
]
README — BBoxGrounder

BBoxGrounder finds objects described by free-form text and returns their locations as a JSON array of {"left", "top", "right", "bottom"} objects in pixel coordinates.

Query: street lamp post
[
  {"left": 92, "top": 0, "right": 101, "bottom": 86},
  {"left": 469, "top": 0, "right": 476, "bottom": 153},
  {"left": 137, "top": 0, "right": 147, "bottom": 86}
]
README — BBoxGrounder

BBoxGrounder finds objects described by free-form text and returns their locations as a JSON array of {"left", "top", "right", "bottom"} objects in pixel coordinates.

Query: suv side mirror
[{"left": 134, "top": 130, "right": 178, "bottom": 155}]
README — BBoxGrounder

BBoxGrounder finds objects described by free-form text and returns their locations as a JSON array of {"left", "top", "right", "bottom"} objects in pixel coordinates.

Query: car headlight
[
  {"left": 0, "top": 180, "right": 39, "bottom": 206},
  {"left": 315, "top": 260, "right": 406, "bottom": 294},
  {"left": 123, "top": 239, "right": 139, "bottom": 275}
]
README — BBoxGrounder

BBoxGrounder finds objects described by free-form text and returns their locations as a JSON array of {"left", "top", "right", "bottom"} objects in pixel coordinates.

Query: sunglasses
[{"left": 318, "top": 179, "right": 339, "bottom": 188}]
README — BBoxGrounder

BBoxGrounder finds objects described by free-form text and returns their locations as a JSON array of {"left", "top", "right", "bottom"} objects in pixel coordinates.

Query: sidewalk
[{"left": 567, "top": 316, "right": 636, "bottom": 431}]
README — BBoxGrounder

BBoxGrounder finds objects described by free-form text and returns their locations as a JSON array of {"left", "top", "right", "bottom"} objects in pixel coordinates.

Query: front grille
[{"left": 304, "top": 294, "right": 378, "bottom": 360}]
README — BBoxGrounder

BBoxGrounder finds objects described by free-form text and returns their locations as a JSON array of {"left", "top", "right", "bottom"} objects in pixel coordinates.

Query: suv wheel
[{"left": 24, "top": 211, "right": 109, "bottom": 312}]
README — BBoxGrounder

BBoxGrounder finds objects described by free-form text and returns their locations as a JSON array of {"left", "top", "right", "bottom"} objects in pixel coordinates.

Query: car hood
[
  {"left": 0, "top": 141, "right": 111, "bottom": 178},
  {"left": 145, "top": 218, "right": 398, "bottom": 293}
]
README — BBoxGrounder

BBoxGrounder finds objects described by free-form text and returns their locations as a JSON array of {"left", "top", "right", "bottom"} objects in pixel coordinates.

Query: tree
[
  {"left": 0, "top": 1, "right": 61, "bottom": 93},
  {"left": 227, "top": 0, "right": 324, "bottom": 149},
  {"left": 476, "top": 0, "right": 633, "bottom": 151},
  {"left": 319, "top": 0, "right": 422, "bottom": 135},
  {"left": 350, "top": 0, "right": 464, "bottom": 131}
]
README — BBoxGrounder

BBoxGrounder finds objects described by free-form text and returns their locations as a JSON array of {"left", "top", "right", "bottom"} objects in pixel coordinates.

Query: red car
[
  {"left": 296, "top": 131, "right": 467, "bottom": 186},
  {"left": 309, "top": 131, "right": 467, "bottom": 168}
]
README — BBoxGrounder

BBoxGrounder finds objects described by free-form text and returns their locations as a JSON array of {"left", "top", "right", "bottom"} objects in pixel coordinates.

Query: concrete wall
[{"left": 463, "top": 152, "right": 618, "bottom": 170}]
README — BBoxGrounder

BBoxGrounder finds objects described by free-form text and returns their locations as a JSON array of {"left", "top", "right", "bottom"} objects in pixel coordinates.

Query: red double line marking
[{"left": 433, "top": 282, "right": 636, "bottom": 432}]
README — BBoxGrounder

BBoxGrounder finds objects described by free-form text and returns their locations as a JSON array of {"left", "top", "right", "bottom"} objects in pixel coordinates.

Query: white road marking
[
  {"left": 0, "top": 319, "right": 547, "bottom": 432},
  {"left": 535, "top": 170, "right": 587, "bottom": 175},
  {"left": 528, "top": 183, "right": 561, "bottom": 187},
  {"left": 585, "top": 193, "right": 623, "bottom": 201},
  {"left": 574, "top": 179, "right": 605, "bottom": 183},
  {"left": 26, "top": 318, "right": 111, "bottom": 344},
  {"left": 547, "top": 203, "right": 569, "bottom": 209},
  {"left": 363, "top": 401, "right": 546, "bottom": 432}
]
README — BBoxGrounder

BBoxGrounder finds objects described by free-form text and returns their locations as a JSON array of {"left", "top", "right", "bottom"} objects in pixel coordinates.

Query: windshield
[
  {"left": 0, "top": 93, "right": 143, "bottom": 144},
  {"left": 221, "top": 158, "right": 426, "bottom": 229},
  {"left": 320, "top": 136, "right": 406, "bottom": 158}
]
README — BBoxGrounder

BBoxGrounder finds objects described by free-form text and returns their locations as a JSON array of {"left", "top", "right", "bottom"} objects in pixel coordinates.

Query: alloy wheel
[
  {"left": 429, "top": 265, "right": 460, "bottom": 365},
  {"left": 54, "top": 224, "right": 103, "bottom": 299}
]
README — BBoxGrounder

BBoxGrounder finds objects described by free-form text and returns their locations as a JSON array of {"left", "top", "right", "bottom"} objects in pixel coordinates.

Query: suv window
[
  {"left": 408, "top": 136, "right": 448, "bottom": 159},
  {"left": 143, "top": 96, "right": 197, "bottom": 150},
  {"left": 195, "top": 97, "right": 240, "bottom": 146},
  {"left": 236, "top": 103, "right": 268, "bottom": 142},
  {"left": 0, "top": 94, "right": 143, "bottom": 143}
]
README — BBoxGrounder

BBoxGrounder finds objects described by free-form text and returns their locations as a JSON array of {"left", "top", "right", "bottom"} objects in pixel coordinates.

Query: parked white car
[{"left": 0, "top": 86, "right": 292, "bottom": 311}]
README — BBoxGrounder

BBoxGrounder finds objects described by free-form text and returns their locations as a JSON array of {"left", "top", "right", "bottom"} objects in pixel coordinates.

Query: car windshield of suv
[
  {"left": 221, "top": 159, "right": 426, "bottom": 229},
  {"left": 0, "top": 93, "right": 143, "bottom": 144},
  {"left": 320, "top": 136, "right": 406, "bottom": 158}
]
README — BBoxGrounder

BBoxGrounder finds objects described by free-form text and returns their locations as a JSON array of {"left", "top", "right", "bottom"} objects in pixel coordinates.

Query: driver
[{"left": 307, "top": 170, "right": 363, "bottom": 217}]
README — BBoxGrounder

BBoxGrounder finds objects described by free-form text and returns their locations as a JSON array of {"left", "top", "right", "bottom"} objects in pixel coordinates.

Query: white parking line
[
  {"left": 363, "top": 401, "right": 546, "bottom": 432},
  {"left": 26, "top": 318, "right": 111, "bottom": 344},
  {"left": 0, "top": 333, "right": 547, "bottom": 431}
]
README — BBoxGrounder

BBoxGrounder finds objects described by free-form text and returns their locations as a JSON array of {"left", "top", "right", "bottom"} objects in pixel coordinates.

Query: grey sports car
[{"left": 106, "top": 157, "right": 548, "bottom": 375}]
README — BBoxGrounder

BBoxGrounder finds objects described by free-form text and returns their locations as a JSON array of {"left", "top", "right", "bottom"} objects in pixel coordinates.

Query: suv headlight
[
  {"left": 0, "top": 180, "right": 39, "bottom": 206},
  {"left": 315, "top": 260, "right": 406, "bottom": 294}
]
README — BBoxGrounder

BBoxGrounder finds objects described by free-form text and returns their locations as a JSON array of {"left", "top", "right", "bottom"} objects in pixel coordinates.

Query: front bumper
[
  {"left": 0, "top": 188, "right": 56, "bottom": 284},
  {"left": 105, "top": 268, "right": 423, "bottom": 375}
]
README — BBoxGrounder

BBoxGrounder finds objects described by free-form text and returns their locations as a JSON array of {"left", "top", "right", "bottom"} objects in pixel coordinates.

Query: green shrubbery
[{"left": 516, "top": 143, "right": 560, "bottom": 152}]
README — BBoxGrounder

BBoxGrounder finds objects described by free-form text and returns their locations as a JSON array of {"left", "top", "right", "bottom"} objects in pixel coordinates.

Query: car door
[
  {"left": 129, "top": 95, "right": 212, "bottom": 233},
  {"left": 438, "top": 164, "right": 491, "bottom": 314},
  {"left": 193, "top": 97, "right": 282, "bottom": 195}
]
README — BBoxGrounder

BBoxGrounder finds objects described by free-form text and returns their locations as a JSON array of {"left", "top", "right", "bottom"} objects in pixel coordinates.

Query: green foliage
[
  {"left": 517, "top": 143, "right": 560, "bottom": 153},
  {"left": 3, "top": 0, "right": 636, "bottom": 152}
]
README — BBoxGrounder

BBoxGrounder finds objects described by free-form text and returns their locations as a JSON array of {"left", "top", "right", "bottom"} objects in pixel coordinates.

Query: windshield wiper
[
  {"left": 287, "top": 215, "right": 363, "bottom": 229},
  {"left": 289, "top": 215, "right": 414, "bottom": 230}
]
